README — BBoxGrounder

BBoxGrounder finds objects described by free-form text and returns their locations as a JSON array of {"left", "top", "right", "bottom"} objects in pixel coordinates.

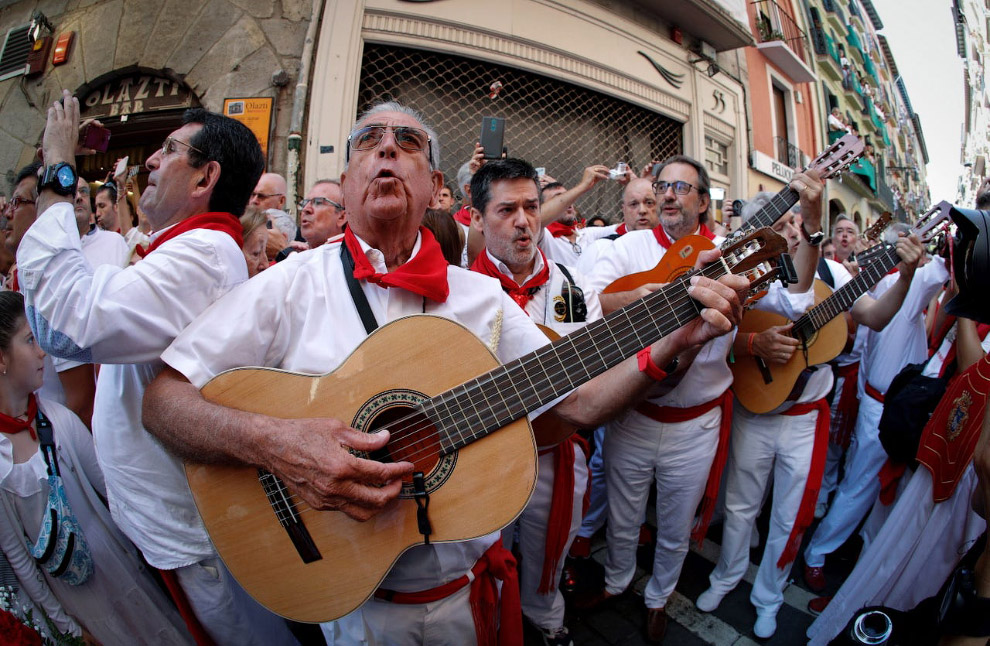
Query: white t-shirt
[{"left": 16, "top": 201, "right": 248, "bottom": 568}]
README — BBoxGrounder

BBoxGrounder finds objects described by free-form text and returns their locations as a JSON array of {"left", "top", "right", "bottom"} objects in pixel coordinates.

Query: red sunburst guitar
[
  {"left": 603, "top": 133, "right": 864, "bottom": 294},
  {"left": 185, "top": 229, "right": 790, "bottom": 623}
]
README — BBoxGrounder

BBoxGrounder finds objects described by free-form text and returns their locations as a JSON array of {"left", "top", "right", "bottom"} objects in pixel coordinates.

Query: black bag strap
[
  {"left": 35, "top": 408, "right": 58, "bottom": 477},
  {"left": 340, "top": 241, "right": 380, "bottom": 335},
  {"left": 555, "top": 263, "right": 576, "bottom": 286}
]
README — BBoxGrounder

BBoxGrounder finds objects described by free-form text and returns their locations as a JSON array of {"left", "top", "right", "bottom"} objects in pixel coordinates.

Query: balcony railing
[
  {"left": 752, "top": 0, "right": 811, "bottom": 66},
  {"left": 774, "top": 136, "right": 802, "bottom": 169}
]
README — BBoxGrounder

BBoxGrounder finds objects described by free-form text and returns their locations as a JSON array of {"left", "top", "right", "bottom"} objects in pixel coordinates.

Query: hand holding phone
[
  {"left": 480, "top": 117, "right": 505, "bottom": 160},
  {"left": 81, "top": 123, "right": 110, "bottom": 153}
]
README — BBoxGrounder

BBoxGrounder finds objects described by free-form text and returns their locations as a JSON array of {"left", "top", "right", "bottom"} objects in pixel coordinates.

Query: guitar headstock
[
  {"left": 808, "top": 134, "right": 865, "bottom": 180},
  {"left": 913, "top": 200, "right": 953, "bottom": 244},
  {"left": 711, "top": 228, "right": 792, "bottom": 303},
  {"left": 862, "top": 212, "right": 893, "bottom": 242}
]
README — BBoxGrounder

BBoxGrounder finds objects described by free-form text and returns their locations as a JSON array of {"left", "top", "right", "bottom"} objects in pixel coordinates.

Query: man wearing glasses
[
  {"left": 248, "top": 172, "right": 287, "bottom": 211},
  {"left": 17, "top": 90, "right": 298, "bottom": 645},
  {"left": 298, "top": 179, "right": 346, "bottom": 248},
  {"left": 143, "top": 103, "right": 747, "bottom": 645},
  {"left": 585, "top": 154, "right": 823, "bottom": 643}
]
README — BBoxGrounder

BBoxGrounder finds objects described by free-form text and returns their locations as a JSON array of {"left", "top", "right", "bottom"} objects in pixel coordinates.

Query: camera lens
[{"left": 851, "top": 610, "right": 893, "bottom": 644}]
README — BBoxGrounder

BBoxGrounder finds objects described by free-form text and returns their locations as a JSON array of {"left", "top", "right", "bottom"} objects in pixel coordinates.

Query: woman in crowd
[
  {"left": 0, "top": 291, "right": 191, "bottom": 645},
  {"left": 240, "top": 208, "right": 270, "bottom": 277}
]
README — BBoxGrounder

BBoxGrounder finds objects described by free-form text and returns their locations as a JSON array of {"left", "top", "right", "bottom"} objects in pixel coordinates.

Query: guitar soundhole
[{"left": 366, "top": 405, "right": 441, "bottom": 480}]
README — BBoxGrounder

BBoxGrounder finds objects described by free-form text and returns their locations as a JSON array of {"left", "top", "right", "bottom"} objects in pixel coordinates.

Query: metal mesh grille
[{"left": 358, "top": 44, "right": 682, "bottom": 222}]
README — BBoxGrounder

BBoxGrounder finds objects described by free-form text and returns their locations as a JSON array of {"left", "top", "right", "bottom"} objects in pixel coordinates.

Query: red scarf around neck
[
  {"left": 0, "top": 393, "right": 38, "bottom": 441},
  {"left": 343, "top": 226, "right": 450, "bottom": 303},
  {"left": 470, "top": 249, "right": 550, "bottom": 312},
  {"left": 136, "top": 212, "right": 244, "bottom": 257},
  {"left": 652, "top": 222, "right": 716, "bottom": 249},
  {"left": 453, "top": 206, "right": 473, "bottom": 227},
  {"left": 545, "top": 218, "right": 586, "bottom": 239}
]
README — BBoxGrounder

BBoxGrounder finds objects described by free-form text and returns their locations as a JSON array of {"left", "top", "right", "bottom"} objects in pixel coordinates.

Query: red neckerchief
[
  {"left": 545, "top": 217, "right": 585, "bottom": 239},
  {"left": 0, "top": 394, "right": 38, "bottom": 441},
  {"left": 470, "top": 249, "right": 550, "bottom": 311},
  {"left": 453, "top": 206, "right": 472, "bottom": 227},
  {"left": 135, "top": 212, "right": 244, "bottom": 257},
  {"left": 652, "top": 222, "right": 716, "bottom": 249},
  {"left": 343, "top": 226, "right": 450, "bottom": 303},
  {"left": 615, "top": 222, "right": 628, "bottom": 236}
]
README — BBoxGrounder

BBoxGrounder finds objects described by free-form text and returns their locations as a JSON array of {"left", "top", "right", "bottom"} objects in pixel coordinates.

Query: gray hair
[
  {"left": 739, "top": 191, "right": 776, "bottom": 223},
  {"left": 265, "top": 208, "right": 297, "bottom": 241},
  {"left": 346, "top": 101, "right": 441, "bottom": 171},
  {"left": 457, "top": 161, "right": 474, "bottom": 193}
]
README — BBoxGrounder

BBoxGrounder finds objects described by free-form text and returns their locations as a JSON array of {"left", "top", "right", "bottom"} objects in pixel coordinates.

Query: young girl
[{"left": 0, "top": 291, "right": 192, "bottom": 645}]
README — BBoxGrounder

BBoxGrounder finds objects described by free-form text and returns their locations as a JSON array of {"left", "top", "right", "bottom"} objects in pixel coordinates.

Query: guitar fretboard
[
  {"left": 729, "top": 188, "right": 800, "bottom": 243},
  {"left": 422, "top": 267, "right": 707, "bottom": 453},
  {"left": 792, "top": 245, "right": 899, "bottom": 340}
]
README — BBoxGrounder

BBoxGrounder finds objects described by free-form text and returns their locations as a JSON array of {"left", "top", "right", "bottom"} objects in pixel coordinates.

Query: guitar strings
[{"left": 266, "top": 250, "right": 776, "bottom": 514}]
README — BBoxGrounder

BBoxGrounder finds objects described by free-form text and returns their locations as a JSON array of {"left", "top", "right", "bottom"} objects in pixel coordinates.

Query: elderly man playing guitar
[{"left": 142, "top": 103, "right": 750, "bottom": 645}]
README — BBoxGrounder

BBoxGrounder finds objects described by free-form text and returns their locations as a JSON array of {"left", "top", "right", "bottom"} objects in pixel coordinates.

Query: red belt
[
  {"left": 635, "top": 391, "right": 733, "bottom": 545},
  {"left": 159, "top": 568, "right": 217, "bottom": 646},
  {"left": 832, "top": 362, "right": 860, "bottom": 447},
  {"left": 865, "top": 381, "right": 885, "bottom": 403},
  {"left": 536, "top": 434, "right": 589, "bottom": 594},
  {"left": 373, "top": 541, "right": 522, "bottom": 646},
  {"left": 777, "top": 398, "right": 830, "bottom": 568}
]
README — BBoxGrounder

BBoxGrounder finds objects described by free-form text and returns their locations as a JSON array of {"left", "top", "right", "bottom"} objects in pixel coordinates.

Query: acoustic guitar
[
  {"left": 731, "top": 204, "right": 951, "bottom": 413},
  {"left": 186, "top": 228, "right": 790, "bottom": 623},
  {"left": 603, "top": 133, "right": 864, "bottom": 294}
]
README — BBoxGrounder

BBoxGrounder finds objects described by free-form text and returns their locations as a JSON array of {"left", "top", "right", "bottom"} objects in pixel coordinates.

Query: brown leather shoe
[
  {"left": 804, "top": 564, "right": 826, "bottom": 593},
  {"left": 646, "top": 606, "right": 667, "bottom": 643},
  {"left": 807, "top": 595, "right": 833, "bottom": 616},
  {"left": 573, "top": 587, "right": 616, "bottom": 611}
]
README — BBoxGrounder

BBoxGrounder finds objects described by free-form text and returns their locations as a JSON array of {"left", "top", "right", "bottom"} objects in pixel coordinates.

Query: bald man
[{"left": 249, "top": 172, "right": 287, "bottom": 211}]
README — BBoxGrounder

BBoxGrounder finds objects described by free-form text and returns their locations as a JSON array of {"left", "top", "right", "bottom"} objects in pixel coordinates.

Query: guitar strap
[
  {"left": 340, "top": 242, "right": 380, "bottom": 335},
  {"left": 339, "top": 241, "right": 434, "bottom": 544}
]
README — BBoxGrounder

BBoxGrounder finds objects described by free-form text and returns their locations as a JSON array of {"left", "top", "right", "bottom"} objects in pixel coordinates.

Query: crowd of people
[{"left": 0, "top": 87, "right": 988, "bottom": 646}]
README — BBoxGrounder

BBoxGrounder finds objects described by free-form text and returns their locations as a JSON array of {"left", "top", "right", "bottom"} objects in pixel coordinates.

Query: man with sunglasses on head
[
  {"left": 585, "top": 154, "right": 824, "bottom": 643},
  {"left": 142, "top": 102, "right": 747, "bottom": 645},
  {"left": 16, "top": 90, "right": 299, "bottom": 645}
]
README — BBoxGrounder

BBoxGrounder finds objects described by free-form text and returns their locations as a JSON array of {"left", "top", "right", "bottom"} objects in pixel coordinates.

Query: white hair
[{"left": 346, "top": 101, "right": 440, "bottom": 171}]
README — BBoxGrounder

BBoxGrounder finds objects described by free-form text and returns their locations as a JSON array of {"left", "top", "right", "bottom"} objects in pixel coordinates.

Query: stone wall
[{"left": 0, "top": 0, "right": 314, "bottom": 188}]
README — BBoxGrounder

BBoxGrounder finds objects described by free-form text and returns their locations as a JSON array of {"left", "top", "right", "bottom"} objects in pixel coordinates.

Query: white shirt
[
  {"left": 162, "top": 232, "right": 555, "bottom": 591},
  {"left": 540, "top": 223, "right": 618, "bottom": 267},
  {"left": 81, "top": 227, "right": 130, "bottom": 269},
  {"left": 859, "top": 257, "right": 949, "bottom": 394},
  {"left": 586, "top": 228, "right": 737, "bottom": 407},
  {"left": 16, "top": 201, "right": 248, "bottom": 568},
  {"left": 921, "top": 321, "right": 990, "bottom": 378}
]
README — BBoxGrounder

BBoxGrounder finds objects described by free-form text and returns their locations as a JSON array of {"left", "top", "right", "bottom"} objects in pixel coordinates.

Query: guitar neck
[
  {"left": 792, "top": 245, "right": 899, "bottom": 339},
  {"left": 427, "top": 265, "right": 721, "bottom": 453},
  {"left": 729, "top": 188, "right": 799, "bottom": 243}
]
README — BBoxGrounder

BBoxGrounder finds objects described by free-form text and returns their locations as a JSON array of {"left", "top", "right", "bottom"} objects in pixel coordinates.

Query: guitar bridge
[{"left": 258, "top": 469, "right": 322, "bottom": 563}]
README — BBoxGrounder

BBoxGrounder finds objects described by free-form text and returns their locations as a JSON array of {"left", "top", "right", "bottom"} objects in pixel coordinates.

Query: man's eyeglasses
[
  {"left": 346, "top": 125, "right": 433, "bottom": 167},
  {"left": 251, "top": 191, "right": 284, "bottom": 200},
  {"left": 76, "top": 184, "right": 90, "bottom": 196},
  {"left": 7, "top": 196, "right": 36, "bottom": 210},
  {"left": 653, "top": 180, "right": 699, "bottom": 196},
  {"left": 161, "top": 136, "right": 205, "bottom": 158},
  {"left": 298, "top": 197, "right": 344, "bottom": 211}
]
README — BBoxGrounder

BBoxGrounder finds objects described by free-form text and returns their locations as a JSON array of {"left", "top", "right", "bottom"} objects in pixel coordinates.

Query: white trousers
[
  {"left": 603, "top": 407, "right": 720, "bottom": 608},
  {"left": 503, "top": 444, "right": 588, "bottom": 629},
  {"left": 806, "top": 467, "right": 987, "bottom": 646},
  {"left": 707, "top": 406, "right": 818, "bottom": 615},
  {"left": 174, "top": 557, "right": 299, "bottom": 646},
  {"left": 323, "top": 585, "right": 478, "bottom": 646},
  {"left": 804, "top": 396, "right": 885, "bottom": 567}
]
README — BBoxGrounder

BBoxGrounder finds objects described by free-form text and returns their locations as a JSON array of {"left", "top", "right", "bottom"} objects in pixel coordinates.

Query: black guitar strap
[
  {"left": 340, "top": 241, "right": 379, "bottom": 335},
  {"left": 339, "top": 240, "right": 433, "bottom": 544}
]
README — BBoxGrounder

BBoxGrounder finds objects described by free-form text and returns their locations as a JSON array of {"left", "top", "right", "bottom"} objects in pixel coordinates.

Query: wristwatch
[
  {"left": 800, "top": 222, "right": 824, "bottom": 247},
  {"left": 39, "top": 162, "right": 77, "bottom": 196}
]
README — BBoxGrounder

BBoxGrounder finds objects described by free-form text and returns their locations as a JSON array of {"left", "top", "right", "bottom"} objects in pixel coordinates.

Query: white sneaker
[
  {"left": 754, "top": 611, "right": 777, "bottom": 639},
  {"left": 814, "top": 501, "right": 828, "bottom": 519},
  {"left": 696, "top": 587, "right": 725, "bottom": 612}
]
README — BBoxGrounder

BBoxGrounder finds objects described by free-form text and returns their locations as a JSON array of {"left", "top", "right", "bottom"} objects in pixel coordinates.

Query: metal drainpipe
[{"left": 287, "top": 0, "right": 325, "bottom": 227}]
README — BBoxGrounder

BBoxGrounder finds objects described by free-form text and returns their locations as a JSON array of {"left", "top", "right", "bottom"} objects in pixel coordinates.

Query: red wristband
[
  {"left": 747, "top": 333, "right": 756, "bottom": 356},
  {"left": 637, "top": 346, "right": 669, "bottom": 382}
]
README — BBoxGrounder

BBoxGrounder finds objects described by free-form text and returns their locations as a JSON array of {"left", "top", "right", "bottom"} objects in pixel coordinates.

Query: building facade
[
  {"left": 955, "top": 0, "right": 990, "bottom": 206},
  {"left": 0, "top": 0, "right": 761, "bottom": 223}
]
